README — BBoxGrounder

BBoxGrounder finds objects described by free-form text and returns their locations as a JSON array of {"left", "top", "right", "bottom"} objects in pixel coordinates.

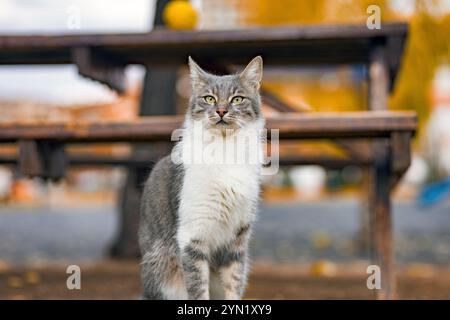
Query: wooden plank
[
  {"left": 261, "top": 88, "right": 300, "bottom": 112},
  {"left": 0, "top": 112, "right": 417, "bottom": 143},
  {"left": 0, "top": 24, "right": 407, "bottom": 49},
  {"left": 390, "top": 131, "right": 412, "bottom": 175},
  {"left": 386, "top": 35, "right": 407, "bottom": 88},
  {"left": 369, "top": 139, "right": 395, "bottom": 299},
  {"left": 0, "top": 153, "right": 371, "bottom": 168},
  {"left": 266, "top": 112, "right": 416, "bottom": 139},
  {"left": 334, "top": 139, "right": 373, "bottom": 164},
  {"left": 390, "top": 131, "right": 413, "bottom": 188},
  {"left": 368, "top": 46, "right": 389, "bottom": 111},
  {"left": 72, "top": 47, "right": 126, "bottom": 93},
  {"left": 0, "top": 23, "right": 407, "bottom": 67},
  {"left": 18, "top": 140, "right": 42, "bottom": 177},
  {"left": 18, "top": 140, "right": 66, "bottom": 180},
  {"left": 110, "top": 0, "right": 177, "bottom": 259},
  {"left": 365, "top": 44, "right": 393, "bottom": 297}
]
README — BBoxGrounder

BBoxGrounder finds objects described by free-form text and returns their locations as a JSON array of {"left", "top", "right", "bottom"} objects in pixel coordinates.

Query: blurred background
[{"left": 0, "top": 0, "right": 449, "bottom": 299}]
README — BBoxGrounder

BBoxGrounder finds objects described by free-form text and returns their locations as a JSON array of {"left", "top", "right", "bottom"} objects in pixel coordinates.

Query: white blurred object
[
  {"left": 261, "top": 170, "right": 286, "bottom": 187},
  {"left": 0, "top": 0, "right": 152, "bottom": 34},
  {"left": 0, "top": 0, "right": 152, "bottom": 106},
  {"left": 289, "top": 166, "right": 326, "bottom": 199},
  {"left": 198, "top": 0, "right": 240, "bottom": 29},
  {"left": 0, "top": 166, "right": 12, "bottom": 198},
  {"left": 75, "top": 171, "right": 103, "bottom": 192},
  {"left": 424, "top": 64, "right": 450, "bottom": 177},
  {"left": 425, "top": 107, "right": 450, "bottom": 175},
  {"left": 402, "top": 154, "right": 429, "bottom": 186}
]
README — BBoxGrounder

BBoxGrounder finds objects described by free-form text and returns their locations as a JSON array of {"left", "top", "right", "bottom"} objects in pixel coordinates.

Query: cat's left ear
[
  {"left": 240, "top": 56, "right": 263, "bottom": 90},
  {"left": 188, "top": 56, "right": 209, "bottom": 89}
]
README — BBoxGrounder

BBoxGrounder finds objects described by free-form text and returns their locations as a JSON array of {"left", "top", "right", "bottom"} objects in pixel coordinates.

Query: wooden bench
[
  {"left": 0, "top": 23, "right": 414, "bottom": 299},
  {"left": 0, "top": 111, "right": 417, "bottom": 300}
]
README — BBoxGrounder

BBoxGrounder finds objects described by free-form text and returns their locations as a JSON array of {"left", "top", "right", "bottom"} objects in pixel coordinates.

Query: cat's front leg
[
  {"left": 180, "top": 238, "right": 210, "bottom": 300},
  {"left": 218, "top": 257, "right": 247, "bottom": 300},
  {"left": 217, "top": 224, "right": 251, "bottom": 300}
]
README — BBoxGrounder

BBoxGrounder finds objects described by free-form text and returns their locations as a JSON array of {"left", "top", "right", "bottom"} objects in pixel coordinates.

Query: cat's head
[{"left": 187, "top": 56, "right": 263, "bottom": 131}]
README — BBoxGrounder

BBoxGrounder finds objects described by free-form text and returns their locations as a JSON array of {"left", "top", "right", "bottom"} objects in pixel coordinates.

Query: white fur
[
  {"left": 161, "top": 277, "right": 188, "bottom": 300},
  {"left": 142, "top": 240, "right": 188, "bottom": 299},
  {"left": 209, "top": 270, "right": 225, "bottom": 299},
  {"left": 175, "top": 119, "right": 264, "bottom": 253}
]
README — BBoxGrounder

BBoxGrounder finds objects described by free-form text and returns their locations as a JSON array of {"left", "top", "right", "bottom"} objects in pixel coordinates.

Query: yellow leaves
[
  {"left": 237, "top": 0, "right": 450, "bottom": 138},
  {"left": 390, "top": 12, "right": 450, "bottom": 134},
  {"left": 310, "top": 260, "right": 337, "bottom": 277},
  {"left": 7, "top": 276, "right": 23, "bottom": 288},
  {"left": 243, "top": 0, "right": 397, "bottom": 26},
  {"left": 5, "top": 271, "right": 41, "bottom": 289},
  {"left": 24, "top": 271, "right": 41, "bottom": 285},
  {"left": 404, "top": 263, "right": 435, "bottom": 279},
  {"left": 263, "top": 71, "right": 365, "bottom": 113},
  {"left": 253, "top": 0, "right": 326, "bottom": 25}
]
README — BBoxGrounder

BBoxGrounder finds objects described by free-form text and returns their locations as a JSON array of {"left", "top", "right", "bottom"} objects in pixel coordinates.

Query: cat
[{"left": 139, "top": 56, "right": 264, "bottom": 300}]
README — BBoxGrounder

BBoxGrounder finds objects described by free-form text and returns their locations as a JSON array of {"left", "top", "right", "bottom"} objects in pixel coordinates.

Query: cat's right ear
[{"left": 188, "top": 56, "right": 208, "bottom": 89}]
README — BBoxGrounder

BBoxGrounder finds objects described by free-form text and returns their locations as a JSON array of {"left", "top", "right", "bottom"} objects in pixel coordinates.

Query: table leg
[
  {"left": 369, "top": 139, "right": 395, "bottom": 299},
  {"left": 110, "top": 0, "right": 175, "bottom": 258}
]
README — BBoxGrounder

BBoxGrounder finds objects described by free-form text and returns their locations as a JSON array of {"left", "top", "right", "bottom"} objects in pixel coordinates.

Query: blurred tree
[
  {"left": 246, "top": 0, "right": 395, "bottom": 25},
  {"left": 391, "top": 3, "right": 450, "bottom": 133},
  {"left": 218, "top": 0, "right": 450, "bottom": 133}
]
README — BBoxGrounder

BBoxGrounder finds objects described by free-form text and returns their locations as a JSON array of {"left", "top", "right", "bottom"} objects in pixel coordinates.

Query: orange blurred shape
[
  {"left": 404, "top": 264, "right": 435, "bottom": 279},
  {"left": 310, "top": 260, "right": 337, "bottom": 277},
  {"left": 25, "top": 271, "right": 41, "bottom": 285},
  {"left": 7, "top": 276, "right": 24, "bottom": 288},
  {"left": 10, "top": 180, "right": 35, "bottom": 203},
  {"left": 163, "top": 0, "right": 198, "bottom": 30},
  {"left": 9, "top": 294, "right": 27, "bottom": 300},
  {"left": 0, "top": 260, "right": 11, "bottom": 274}
]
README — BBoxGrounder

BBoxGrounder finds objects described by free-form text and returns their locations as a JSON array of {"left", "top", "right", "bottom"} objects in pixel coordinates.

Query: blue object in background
[{"left": 418, "top": 176, "right": 450, "bottom": 207}]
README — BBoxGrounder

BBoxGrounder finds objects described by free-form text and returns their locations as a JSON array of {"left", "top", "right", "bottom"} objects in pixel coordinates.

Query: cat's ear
[
  {"left": 240, "top": 56, "right": 263, "bottom": 90},
  {"left": 188, "top": 56, "right": 209, "bottom": 89}
]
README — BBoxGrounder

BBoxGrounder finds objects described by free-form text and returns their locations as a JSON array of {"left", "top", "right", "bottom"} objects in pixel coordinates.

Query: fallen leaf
[
  {"left": 310, "top": 260, "right": 337, "bottom": 277},
  {"left": 25, "top": 271, "right": 41, "bottom": 285},
  {"left": 7, "top": 276, "right": 23, "bottom": 288}
]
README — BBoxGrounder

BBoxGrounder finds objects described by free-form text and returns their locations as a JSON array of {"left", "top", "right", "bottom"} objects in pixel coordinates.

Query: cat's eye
[
  {"left": 203, "top": 95, "right": 216, "bottom": 105},
  {"left": 231, "top": 96, "right": 244, "bottom": 105}
]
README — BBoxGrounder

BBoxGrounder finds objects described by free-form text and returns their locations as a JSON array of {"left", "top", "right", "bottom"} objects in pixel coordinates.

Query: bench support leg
[
  {"left": 109, "top": 0, "right": 175, "bottom": 259},
  {"left": 369, "top": 140, "right": 395, "bottom": 299}
]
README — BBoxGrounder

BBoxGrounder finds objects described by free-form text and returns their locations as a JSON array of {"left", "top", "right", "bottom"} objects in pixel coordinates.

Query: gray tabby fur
[{"left": 139, "top": 56, "right": 264, "bottom": 300}]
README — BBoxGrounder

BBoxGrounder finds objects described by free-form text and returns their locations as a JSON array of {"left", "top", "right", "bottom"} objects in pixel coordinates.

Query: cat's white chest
[
  {"left": 178, "top": 163, "right": 260, "bottom": 250},
  {"left": 176, "top": 124, "right": 263, "bottom": 250}
]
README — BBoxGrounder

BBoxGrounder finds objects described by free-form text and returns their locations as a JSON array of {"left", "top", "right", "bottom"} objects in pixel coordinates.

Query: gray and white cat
[{"left": 139, "top": 56, "right": 264, "bottom": 300}]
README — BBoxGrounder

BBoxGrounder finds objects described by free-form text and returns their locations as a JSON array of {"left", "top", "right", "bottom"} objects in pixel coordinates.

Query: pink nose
[{"left": 216, "top": 108, "right": 228, "bottom": 118}]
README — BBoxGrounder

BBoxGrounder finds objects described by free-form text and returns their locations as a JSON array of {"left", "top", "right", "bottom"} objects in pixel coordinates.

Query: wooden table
[
  {"left": 0, "top": 23, "right": 414, "bottom": 299},
  {"left": 0, "top": 112, "right": 417, "bottom": 300},
  {"left": 0, "top": 23, "right": 407, "bottom": 96}
]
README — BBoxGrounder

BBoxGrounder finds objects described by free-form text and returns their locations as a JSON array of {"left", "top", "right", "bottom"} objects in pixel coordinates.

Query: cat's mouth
[{"left": 216, "top": 119, "right": 228, "bottom": 125}]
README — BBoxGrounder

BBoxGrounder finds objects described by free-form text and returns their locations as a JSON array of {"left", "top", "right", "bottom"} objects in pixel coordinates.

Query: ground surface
[
  {"left": 0, "top": 200, "right": 449, "bottom": 299},
  {"left": 1, "top": 261, "right": 450, "bottom": 300},
  {"left": 1, "top": 200, "right": 449, "bottom": 264}
]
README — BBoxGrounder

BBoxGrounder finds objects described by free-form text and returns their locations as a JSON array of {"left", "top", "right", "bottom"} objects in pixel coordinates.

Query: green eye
[
  {"left": 203, "top": 95, "right": 216, "bottom": 104},
  {"left": 231, "top": 96, "right": 244, "bottom": 105}
]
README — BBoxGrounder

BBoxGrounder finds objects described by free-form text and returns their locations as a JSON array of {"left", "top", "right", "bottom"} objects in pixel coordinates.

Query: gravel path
[{"left": 0, "top": 199, "right": 449, "bottom": 265}]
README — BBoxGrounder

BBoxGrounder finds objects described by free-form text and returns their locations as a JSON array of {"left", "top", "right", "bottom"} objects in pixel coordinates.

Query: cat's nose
[{"left": 216, "top": 108, "right": 228, "bottom": 118}]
